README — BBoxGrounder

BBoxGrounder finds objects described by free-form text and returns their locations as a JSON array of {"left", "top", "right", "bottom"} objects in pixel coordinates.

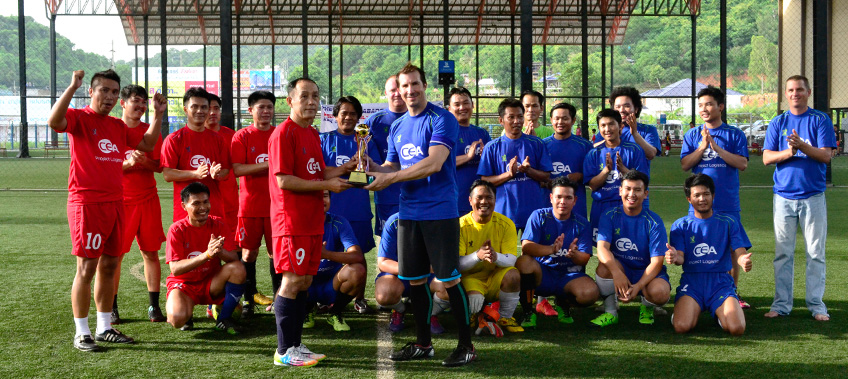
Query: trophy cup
[{"left": 348, "top": 124, "right": 372, "bottom": 186}]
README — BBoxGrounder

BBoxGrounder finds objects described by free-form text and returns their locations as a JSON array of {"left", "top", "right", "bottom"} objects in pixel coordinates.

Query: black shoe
[
  {"left": 73, "top": 334, "right": 100, "bottom": 351},
  {"left": 95, "top": 328, "right": 135, "bottom": 344},
  {"left": 215, "top": 318, "right": 243, "bottom": 335},
  {"left": 110, "top": 308, "right": 123, "bottom": 325},
  {"left": 442, "top": 344, "right": 477, "bottom": 367},
  {"left": 148, "top": 306, "right": 166, "bottom": 322},
  {"left": 180, "top": 317, "right": 194, "bottom": 331},
  {"left": 242, "top": 303, "right": 256, "bottom": 319},
  {"left": 389, "top": 342, "right": 434, "bottom": 361}
]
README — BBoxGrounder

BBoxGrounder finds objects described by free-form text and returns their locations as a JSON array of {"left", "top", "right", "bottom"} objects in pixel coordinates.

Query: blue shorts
[
  {"left": 688, "top": 210, "right": 752, "bottom": 250},
  {"left": 348, "top": 220, "right": 376, "bottom": 254},
  {"left": 308, "top": 266, "right": 342, "bottom": 304},
  {"left": 675, "top": 272, "right": 738, "bottom": 318},
  {"left": 621, "top": 265, "right": 670, "bottom": 296},
  {"left": 536, "top": 265, "right": 589, "bottom": 298},
  {"left": 589, "top": 200, "right": 618, "bottom": 242},
  {"left": 374, "top": 203, "right": 399, "bottom": 236},
  {"left": 375, "top": 272, "right": 435, "bottom": 297}
]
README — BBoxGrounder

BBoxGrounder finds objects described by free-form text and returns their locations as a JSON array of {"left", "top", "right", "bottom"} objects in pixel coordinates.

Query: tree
[{"left": 748, "top": 35, "right": 777, "bottom": 94}]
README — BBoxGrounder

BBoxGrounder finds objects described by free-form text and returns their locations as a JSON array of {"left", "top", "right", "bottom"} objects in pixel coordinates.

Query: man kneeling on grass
[
  {"left": 666, "top": 174, "right": 752, "bottom": 336},
  {"left": 165, "top": 182, "right": 246, "bottom": 335}
]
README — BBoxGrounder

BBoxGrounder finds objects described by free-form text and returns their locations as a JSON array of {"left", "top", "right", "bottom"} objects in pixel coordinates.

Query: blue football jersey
[
  {"left": 669, "top": 213, "right": 746, "bottom": 273},
  {"left": 544, "top": 134, "right": 593, "bottom": 219},
  {"left": 320, "top": 130, "right": 382, "bottom": 221},
  {"left": 318, "top": 213, "right": 360, "bottom": 273},
  {"left": 377, "top": 212, "right": 400, "bottom": 262},
  {"left": 596, "top": 206, "right": 667, "bottom": 271},
  {"left": 593, "top": 122, "right": 661, "bottom": 170},
  {"left": 456, "top": 124, "right": 492, "bottom": 215},
  {"left": 680, "top": 123, "right": 748, "bottom": 212},
  {"left": 583, "top": 141, "right": 649, "bottom": 205},
  {"left": 364, "top": 109, "right": 405, "bottom": 205},
  {"left": 521, "top": 207, "right": 593, "bottom": 272}
]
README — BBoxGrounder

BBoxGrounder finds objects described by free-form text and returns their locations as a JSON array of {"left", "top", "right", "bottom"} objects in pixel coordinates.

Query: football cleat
[
  {"left": 95, "top": 328, "right": 135, "bottom": 344},
  {"left": 536, "top": 298, "right": 558, "bottom": 317},
  {"left": 327, "top": 314, "right": 350, "bottom": 332},
  {"left": 73, "top": 334, "right": 100, "bottom": 352},
  {"left": 390, "top": 342, "right": 434, "bottom": 361},
  {"left": 590, "top": 312, "right": 619, "bottom": 327},
  {"left": 389, "top": 310, "right": 405, "bottom": 332},
  {"left": 302, "top": 308, "right": 316, "bottom": 329},
  {"left": 475, "top": 314, "right": 504, "bottom": 338},
  {"left": 295, "top": 344, "right": 326, "bottom": 361},
  {"left": 639, "top": 305, "right": 655, "bottom": 325},
  {"left": 206, "top": 305, "right": 215, "bottom": 319},
  {"left": 738, "top": 298, "right": 751, "bottom": 309},
  {"left": 148, "top": 306, "right": 166, "bottom": 322},
  {"left": 497, "top": 317, "right": 524, "bottom": 333},
  {"left": 480, "top": 303, "right": 501, "bottom": 322},
  {"left": 430, "top": 315, "right": 445, "bottom": 335},
  {"left": 354, "top": 298, "right": 374, "bottom": 314},
  {"left": 215, "top": 318, "right": 243, "bottom": 335},
  {"left": 274, "top": 347, "right": 319, "bottom": 367},
  {"left": 241, "top": 303, "right": 256, "bottom": 319},
  {"left": 180, "top": 317, "right": 194, "bottom": 331},
  {"left": 442, "top": 344, "right": 477, "bottom": 367},
  {"left": 520, "top": 312, "right": 537, "bottom": 328},
  {"left": 253, "top": 292, "right": 273, "bottom": 306},
  {"left": 555, "top": 305, "right": 574, "bottom": 324}
]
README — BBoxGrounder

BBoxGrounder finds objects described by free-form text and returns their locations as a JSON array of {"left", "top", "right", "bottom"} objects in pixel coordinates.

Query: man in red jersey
[
  {"left": 112, "top": 84, "right": 167, "bottom": 325},
  {"left": 269, "top": 78, "right": 356, "bottom": 367},
  {"left": 205, "top": 93, "right": 240, "bottom": 255},
  {"left": 47, "top": 69, "right": 163, "bottom": 351},
  {"left": 161, "top": 87, "right": 230, "bottom": 223},
  {"left": 165, "top": 182, "right": 246, "bottom": 335},
  {"left": 231, "top": 90, "right": 278, "bottom": 316}
]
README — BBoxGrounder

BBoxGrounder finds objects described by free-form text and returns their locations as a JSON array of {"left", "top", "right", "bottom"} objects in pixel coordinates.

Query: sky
[{"left": 2, "top": 0, "right": 200, "bottom": 62}]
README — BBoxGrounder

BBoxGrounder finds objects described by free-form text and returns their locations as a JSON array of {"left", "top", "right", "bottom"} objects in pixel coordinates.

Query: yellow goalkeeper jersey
[{"left": 459, "top": 211, "right": 518, "bottom": 277}]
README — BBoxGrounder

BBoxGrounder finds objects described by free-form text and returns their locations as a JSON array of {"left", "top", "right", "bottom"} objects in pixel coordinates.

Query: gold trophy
[{"left": 348, "top": 124, "right": 372, "bottom": 186}]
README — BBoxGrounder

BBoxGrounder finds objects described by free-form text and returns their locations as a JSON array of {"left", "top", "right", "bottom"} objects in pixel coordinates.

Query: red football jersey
[
  {"left": 165, "top": 215, "right": 236, "bottom": 283},
  {"left": 63, "top": 106, "right": 141, "bottom": 204},
  {"left": 122, "top": 122, "right": 163, "bottom": 205},
  {"left": 160, "top": 127, "right": 231, "bottom": 221},
  {"left": 231, "top": 125, "right": 274, "bottom": 217},
  {"left": 268, "top": 118, "right": 325, "bottom": 236},
  {"left": 212, "top": 125, "right": 239, "bottom": 218}
]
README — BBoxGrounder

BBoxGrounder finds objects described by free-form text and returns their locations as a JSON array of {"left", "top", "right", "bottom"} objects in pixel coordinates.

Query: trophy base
[{"left": 348, "top": 171, "right": 372, "bottom": 186}]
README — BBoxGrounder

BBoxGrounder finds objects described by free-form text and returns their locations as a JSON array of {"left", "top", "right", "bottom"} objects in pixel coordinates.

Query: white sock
[
  {"left": 432, "top": 295, "right": 451, "bottom": 316},
  {"left": 95, "top": 311, "right": 112, "bottom": 334},
  {"left": 385, "top": 300, "right": 406, "bottom": 313},
  {"left": 642, "top": 296, "right": 661, "bottom": 307},
  {"left": 596, "top": 276, "right": 618, "bottom": 317},
  {"left": 74, "top": 317, "right": 90, "bottom": 337},
  {"left": 499, "top": 291, "right": 520, "bottom": 319}
]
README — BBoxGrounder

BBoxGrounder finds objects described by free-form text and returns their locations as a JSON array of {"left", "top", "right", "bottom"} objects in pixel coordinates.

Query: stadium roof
[
  {"left": 47, "top": 0, "right": 700, "bottom": 46},
  {"left": 641, "top": 79, "right": 743, "bottom": 97}
]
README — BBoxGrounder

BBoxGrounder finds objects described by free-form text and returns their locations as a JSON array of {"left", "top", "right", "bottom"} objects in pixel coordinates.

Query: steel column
[
  {"left": 220, "top": 0, "right": 235, "bottom": 128},
  {"left": 160, "top": 0, "right": 169, "bottom": 135},
  {"left": 16, "top": 0, "right": 28, "bottom": 158},
  {"left": 237, "top": 13, "right": 242, "bottom": 128},
  {"left": 812, "top": 0, "right": 831, "bottom": 183},
  {"left": 519, "top": 0, "right": 532, "bottom": 93},
  {"left": 443, "top": 0, "right": 450, "bottom": 101},
  {"left": 720, "top": 0, "right": 727, "bottom": 122},
  {"left": 691, "top": 15, "right": 696, "bottom": 126},
  {"left": 144, "top": 14, "right": 149, "bottom": 123},
  {"left": 50, "top": 14, "right": 58, "bottom": 146},
  {"left": 302, "top": 0, "right": 308, "bottom": 76},
  {"left": 581, "top": 0, "right": 589, "bottom": 139}
]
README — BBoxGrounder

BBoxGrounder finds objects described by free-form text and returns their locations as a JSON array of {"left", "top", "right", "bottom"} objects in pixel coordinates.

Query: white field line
[
  {"left": 129, "top": 255, "right": 166, "bottom": 289},
  {"left": 376, "top": 311, "right": 395, "bottom": 379}
]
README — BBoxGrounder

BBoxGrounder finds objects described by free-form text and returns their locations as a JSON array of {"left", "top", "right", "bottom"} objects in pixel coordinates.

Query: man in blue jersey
[
  {"left": 763, "top": 75, "right": 836, "bottom": 321},
  {"left": 517, "top": 177, "right": 597, "bottom": 328},
  {"left": 544, "top": 102, "right": 592, "bottom": 219},
  {"left": 321, "top": 96, "right": 382, "bottom": 313},
  {"left": 478, "top": 98, "right": 553, "bottom": 232},
  {"left": 449, "top": 87, "right": 492, "bottom": 216},
  {"left": 680, "top": 86, "right": 752, "bottom": 309},
  {"left": 666, "top": 174, "right": 752, "bottom": 335},
  {"left": 302, "top": 191, "right": 366, "bottom": 332},
  {"left": 365, "top": 63, "right": 476, "bottom": 367},
  {"left": 374, "top": 212, "right": 446, "bottom": 334},
  {"left": 595, "top": 87, "right": 662, "bottom": 162},
  {"left": 592, "top": 170, "right": 669, "bottom": 327},
  {"left": 364, "top": 76, "right": 406, "bottom": 235},
  {"left": 583, "top": 109, "right": 649, "bottom": 240}
]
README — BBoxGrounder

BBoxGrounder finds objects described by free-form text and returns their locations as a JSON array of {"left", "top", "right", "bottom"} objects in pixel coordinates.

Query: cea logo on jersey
[
  {"left": 98, "top": 139, "right": 120, "bottom": 154},
  {"left": 306, "top": 157, "right": 322, "bottom": 174},
  {"left": 400, "top": 143, "right": 423, "bottom": 160},
  {"left": 190, "top": 155, "right": 212, "bottom": 168},
  {"left": 336, "top": 155, "right": 350, "bottom": 166},
  {"left": 552, "top": 162, "right": 572, "bottom": 175},
  {"left": 693, "top": 243, "right": 717, "bottom": 257},
  {"left": 255, "top": 154, "right": 269, "bottom": 164},
  {"left": 605, "top": 169, "right": 621, "bottom": 184},
  {"left": 615, "top": 238, "right": 639, "bottom": 252},
  {"left": 701, "top": 148, "right": 719, "bottom": 161}
]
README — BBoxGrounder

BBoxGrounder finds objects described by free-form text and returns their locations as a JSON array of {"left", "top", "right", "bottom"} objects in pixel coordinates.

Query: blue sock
[{"left": 218, "top": 282, "right": 245, "bottom": 321}]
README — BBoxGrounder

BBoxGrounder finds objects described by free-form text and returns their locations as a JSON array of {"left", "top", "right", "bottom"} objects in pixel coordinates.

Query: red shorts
[
  {"left": 166, "top": 277, "right": 224, "bottom": 306},
  {"left": 122, "top": 197, "right": 166, "bottom": 253},
  {"left": 273, "top": 235, "right": 322, "bottom": 276},
  {"left": 67, "top": 201, "right": 124, "bottom": 259},
  {"left": 237, "top": 217, "right": 272, "bottom": 250}
]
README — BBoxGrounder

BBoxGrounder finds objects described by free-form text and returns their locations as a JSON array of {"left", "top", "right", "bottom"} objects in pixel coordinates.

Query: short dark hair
[
  {"left": 684, "top": 173, "right": 715, "bottom": 197},
  {"left": 397, "top": 62, "right": 427, "bottom": 86},
  {"left": 609, "top": 86, "right": 643, "bottom": 117},
  {"left": 550, "top": 176, "right": 579, "bottom": 194},
  {"left": 287, "top": 77, "right": 318, "bottom": 95},
  {"left": 207, "top": 93, "right": 222, "bottom": 107},
  {"left": 181, "top": 182, "right": 210, "bottom": 203},
  {"left": 550, "top": 102, "right": 576, "bottom": 119},
  {"left": 621, "top": 170, "right": 650, "bottom": 188},
  {"left": 183, "top": 87, "right": 210, "bottom": 106},
  {"left": 786, "top": 75, "right": 810, "bottom": 90},
  {"left": 521, "top": 90, "right": 544, "bottom": 106},
  {"left": 120, "top": 85, "right": 147, "bottom": 101},
  {"left": 697, "top": 85, "right": 725, "bottom": 106},
  {"left": 333, "top": 96, "right": 363, "bottom": 119},
  {"left": 248, "top": 90, "right": 276, "bottom": 107},
  {"left": 90, "top": 69, "right": 121, "bottom": 89},
  {"left": 498, "top": 98, "right": 524, "bottom": 118},
  {"left": 447, "top": 87, "right": 472, "bottom": 104},
  {"left": 596, "top": 108, "right": 622, "bottom": 126},
  {"left": 469, "top": 179, "right": 496, "bottom": 198}
]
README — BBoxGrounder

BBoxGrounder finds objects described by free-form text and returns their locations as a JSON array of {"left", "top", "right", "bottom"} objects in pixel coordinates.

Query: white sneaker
[
  {"left": 274, "top": 346, "right": 318, "bottom": 367},
  {"left": 295, "top": 343, "right": 326, "bottom": 361}
]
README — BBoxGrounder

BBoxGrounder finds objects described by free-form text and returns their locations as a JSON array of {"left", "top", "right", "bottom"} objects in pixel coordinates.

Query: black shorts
[{"left": 397, "top": 218, "right": 460, "bottom": 282}]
